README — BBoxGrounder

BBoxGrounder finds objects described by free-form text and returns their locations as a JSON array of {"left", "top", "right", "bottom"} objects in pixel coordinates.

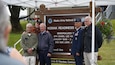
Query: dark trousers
[
  {"left": 74, "top": 55, "right": 83, "bottom": 65},
  {"left": 39, "top": 51, "right": 51, "bottom": 65},
  {"left": 36, "top": 55, "right": 39, "bottom": 65}
]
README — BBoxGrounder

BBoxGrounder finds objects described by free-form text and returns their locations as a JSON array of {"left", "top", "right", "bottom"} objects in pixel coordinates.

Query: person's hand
[
  {"left": 47, "top": 53, "right": 51, "bottom": 57},
  {"left": 76, "top": 53, "right": 80, "bottom": 56},
  {"left": 46, "top": 31, "right": 49, "bottom": 33},
  {"left": 27, "top": 48, "right": 33, "bottom": 54},
  {"left": 10, "top": 48, "right": 27, "bottom": 65}
]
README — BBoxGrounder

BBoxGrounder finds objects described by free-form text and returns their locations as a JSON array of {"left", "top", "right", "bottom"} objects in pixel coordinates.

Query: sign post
[{"left": 91, "top": 0, "right": 95, "bottom": 65}]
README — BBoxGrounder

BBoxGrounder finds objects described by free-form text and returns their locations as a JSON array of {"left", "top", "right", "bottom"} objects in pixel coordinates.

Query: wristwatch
[{"left": 32, "top": 48, "right": 35, "bottom": 51}]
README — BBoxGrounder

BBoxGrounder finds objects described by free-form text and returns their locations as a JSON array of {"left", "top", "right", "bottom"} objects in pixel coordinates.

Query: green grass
[
  {"left": 8, "top": 33, "right": 21, "bottom": 50},
  {"left": 111, "top": 19, "right": 115, "bottom": 35},
  {"left": 8, "top": 20, "right": 115, "bottom": 65},
  {"left": 20, "top": 20, "right": 28, "bottom": 30},
  {"left": 8, "top": 20, "right": 27, "bottom": 50},
  {"left": 98, "top": 40, "right": 115, "bottom": 65}
]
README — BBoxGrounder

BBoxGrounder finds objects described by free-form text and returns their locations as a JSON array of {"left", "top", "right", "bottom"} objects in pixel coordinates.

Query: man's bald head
[
  {"left": 39, "top": 23, "right": 46, "bottom": 32},
  {"left": 84, "top": 16, "right": 92, "bottom": 26}
]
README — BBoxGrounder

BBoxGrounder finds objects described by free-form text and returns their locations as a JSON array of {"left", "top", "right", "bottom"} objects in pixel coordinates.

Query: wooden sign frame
[{"left": 35, "top": 4, "right": 102, "bottom": 59}]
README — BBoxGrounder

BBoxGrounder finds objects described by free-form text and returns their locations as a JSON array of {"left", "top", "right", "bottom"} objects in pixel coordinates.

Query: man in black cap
[{"left": 71, "top": 18, "right": 84, "bottom": 65}]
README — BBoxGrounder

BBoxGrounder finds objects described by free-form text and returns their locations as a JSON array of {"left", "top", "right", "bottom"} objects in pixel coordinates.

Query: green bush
[{"left": 97, "top": 18, "right": 113, "bottom": 39}]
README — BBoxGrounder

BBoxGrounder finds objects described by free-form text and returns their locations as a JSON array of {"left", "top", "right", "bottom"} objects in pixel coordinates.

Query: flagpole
[{"left": 91, "top": 0, "right": 95, "bottom": 65}]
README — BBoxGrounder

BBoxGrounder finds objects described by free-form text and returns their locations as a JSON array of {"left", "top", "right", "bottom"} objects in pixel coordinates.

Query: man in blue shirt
[
  {"left": 38, "top": 23, "right": 54, "bottom": 65},
  {"left": 71, "top": 18, "right": 84, "bottom": 65}
]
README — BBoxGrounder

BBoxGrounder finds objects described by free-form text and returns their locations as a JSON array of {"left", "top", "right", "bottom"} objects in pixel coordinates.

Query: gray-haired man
[
  {"left": 83, "top": 16, "right": 103, "bottom": 65},
  {"left": 37, "top": 23, "right": 54, "bottom": 65},
  {"left": 21, "top": 23, "right": 38, "bottom": 56},
  {"left": 0, "top": 0, "right": 25, "bottom": 65}
]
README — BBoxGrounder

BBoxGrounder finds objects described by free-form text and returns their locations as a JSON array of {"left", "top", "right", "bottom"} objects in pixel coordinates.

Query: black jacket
[{"left": 83, "top": 24, "right": 103, "bottom": 52}]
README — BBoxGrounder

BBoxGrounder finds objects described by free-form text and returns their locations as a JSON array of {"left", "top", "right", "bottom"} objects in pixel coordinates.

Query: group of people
[
  {"left": 21, "top": 21, "right": 54, "bottom": 65},
  {"left": 21, "top": 16, "right": 103, "bottom": 65},
  {"left": 71, "top": 16, "right": 103, "bottom": 65},
  {"left": 0, "top": 0, "right": 103, "bottom": 65}
]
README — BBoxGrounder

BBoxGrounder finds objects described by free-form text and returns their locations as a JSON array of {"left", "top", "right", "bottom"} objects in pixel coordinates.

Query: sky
[{"left": 19, "top": 9, "right": 27, "bottom": 17}]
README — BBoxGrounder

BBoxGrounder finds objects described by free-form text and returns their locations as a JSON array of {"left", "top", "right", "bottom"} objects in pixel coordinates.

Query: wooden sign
[
  {"left": 46, "top": 14, "right": 88, "bottom": 54},
  {"left": 35, "top": 4, "right": 102, "bottom": 60}
]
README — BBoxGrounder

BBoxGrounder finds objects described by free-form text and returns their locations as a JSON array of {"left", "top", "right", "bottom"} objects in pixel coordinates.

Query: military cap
[{"left": 74, "top": 18, "right": 81, "bottom": 22}]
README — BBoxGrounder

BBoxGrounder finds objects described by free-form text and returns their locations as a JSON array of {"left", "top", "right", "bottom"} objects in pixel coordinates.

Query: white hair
[
  {"left": 0, "top": 1, "right": 10, "bottom": 34},
  {"left": 26, "top": 23, "right": 33, "bottom": 27},
  {"left": 0, "top": 0, "right": 10, "bottom": 52},
  {"left": 85, "top": 16, "right": 92, "bottom": 22},
  {"left": 40, "top": 23, "right": 46, "bottom": 28}
]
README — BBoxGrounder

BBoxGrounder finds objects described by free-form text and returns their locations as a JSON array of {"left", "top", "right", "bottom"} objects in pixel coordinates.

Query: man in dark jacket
[
  {"left": 71, "top": 18, "right": 84, "bottom": 65},
  {"left": 38, "top": 23, "right": 54, "bottom": 65},
  {"left": 83, "top": 16, "right": 103, "bottom": 65}
]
